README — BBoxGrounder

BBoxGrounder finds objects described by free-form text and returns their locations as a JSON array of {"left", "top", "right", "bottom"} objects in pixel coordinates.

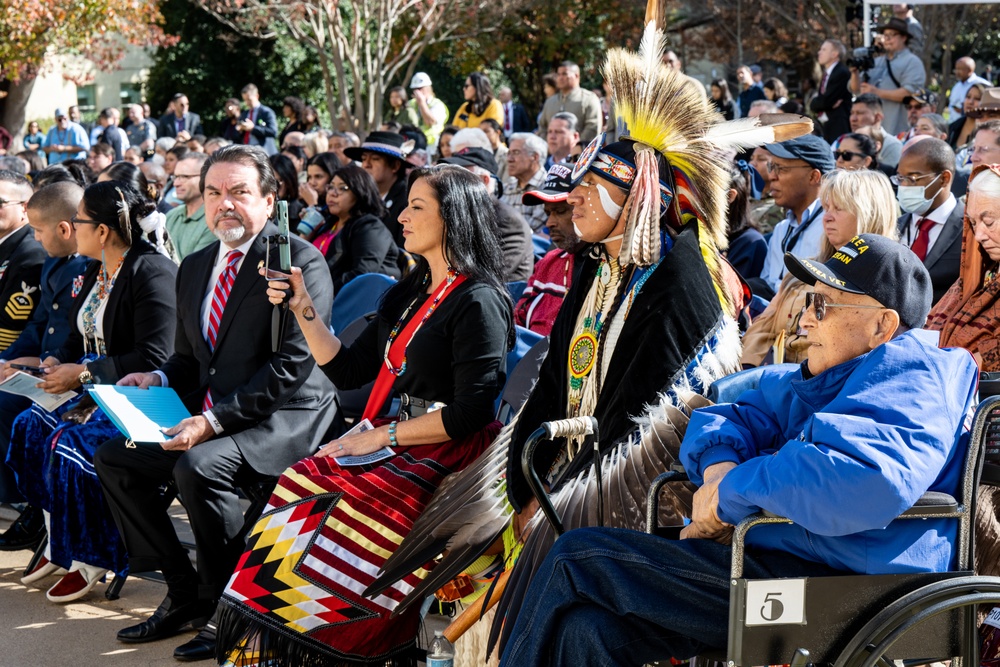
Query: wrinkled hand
[
  {"left": 37, "top": 363, "right": 85, "bottom": 394},
  {"left": 317, "top": 426, "right": 389, "bottom": 458},
  {"left": 161, "top": 416, "right": 215, "bottom": 452},
  {"left": 260, "top": 266, "right": 312, "bottom": 312},
  {"left": 680, "top": 461, "right": 737, "bottom": 541},
  {"left": 117, "top": 372, "right": 162, "bottom": 389}
]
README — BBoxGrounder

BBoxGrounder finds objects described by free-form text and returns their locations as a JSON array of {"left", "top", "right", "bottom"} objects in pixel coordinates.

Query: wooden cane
[{"left": 442, "top": 569, "right": 512, "bottom": 643}]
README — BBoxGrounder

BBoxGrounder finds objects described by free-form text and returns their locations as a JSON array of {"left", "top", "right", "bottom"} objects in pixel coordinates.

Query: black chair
[
  {"left": 497, "top": 335, "right": 549, "bottom": 424},
  {"left": 644, "top": 394, "right": 1000, "bottom": 667}
]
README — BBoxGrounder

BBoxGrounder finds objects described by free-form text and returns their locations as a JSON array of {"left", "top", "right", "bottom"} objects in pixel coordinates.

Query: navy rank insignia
[{"left": 5, "top": 282, "right": 38, "bottom": 320}]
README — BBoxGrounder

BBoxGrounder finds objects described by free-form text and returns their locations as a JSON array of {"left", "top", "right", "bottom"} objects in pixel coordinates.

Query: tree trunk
[{"left": 0, "top": 76, "right": 38, "bottom": 150}]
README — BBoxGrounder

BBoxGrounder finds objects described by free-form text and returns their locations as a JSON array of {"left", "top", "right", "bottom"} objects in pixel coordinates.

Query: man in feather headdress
[
  {"left": 497, "top": 235, "right": 978, "bottom": 666},
  {"left": 362, "top": 22, "right": 816, "bottom": 660}
]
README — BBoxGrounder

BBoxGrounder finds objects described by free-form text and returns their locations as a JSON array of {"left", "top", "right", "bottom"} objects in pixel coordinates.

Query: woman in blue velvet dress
[{"left": 7, "top": 181, "right": 177, "bottom": 602}]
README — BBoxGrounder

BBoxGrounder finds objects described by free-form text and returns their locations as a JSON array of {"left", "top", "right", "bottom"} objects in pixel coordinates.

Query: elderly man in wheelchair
[{"left": 498, "top": 234, "right": 997, "bottom": 667}]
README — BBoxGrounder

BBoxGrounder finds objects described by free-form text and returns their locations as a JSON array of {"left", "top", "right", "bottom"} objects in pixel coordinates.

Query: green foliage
[
  {"left": 146, "top": 0, "right": 328, "bottom": 131},
  {"left": 424, "top": 0, "right": 644, "bottom": 117}
]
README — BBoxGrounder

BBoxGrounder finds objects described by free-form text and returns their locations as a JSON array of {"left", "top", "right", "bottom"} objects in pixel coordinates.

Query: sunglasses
[
  {"left": 804, "top": 291, "right": 884, "bottom": 321},
  {"left": 833, "top": 150, "right": 863, "bottom": 161}
]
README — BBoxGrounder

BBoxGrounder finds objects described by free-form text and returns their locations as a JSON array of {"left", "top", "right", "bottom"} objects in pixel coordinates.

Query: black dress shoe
[
  {"left": 0, "top": 505, "right": 44, "bottom": 552},
  {"left": 173, "top": 622, "right": 217, "bottom": 662},
  {"left": 117, "top": 595, "right": 214, "bottom": 644}
]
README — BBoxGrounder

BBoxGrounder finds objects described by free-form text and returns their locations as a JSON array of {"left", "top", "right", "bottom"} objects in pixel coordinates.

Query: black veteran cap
[
  {"left": 522, "top": 163, "right": 574, "bottom": 206},
  {"left": 784, "top": 234, "right": 933, "bottom": 329}
]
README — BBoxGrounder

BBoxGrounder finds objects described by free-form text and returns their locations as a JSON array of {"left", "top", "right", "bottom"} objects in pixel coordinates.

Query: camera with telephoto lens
[{"left": 848, "top": 44, "right": 885, "bottom": 72}]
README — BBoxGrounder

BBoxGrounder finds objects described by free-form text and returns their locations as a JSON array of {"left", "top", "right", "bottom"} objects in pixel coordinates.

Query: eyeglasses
[
  {"left": 833, "top": 150, "right": 863, "bottom": 161},
  {"left": 327, "top": 185, "right": 351, "bottom": 195},
  {"left": 508, "top": 149, "right": 533, "bottom": 158},
  {"left": 906, "top": 103, "right": 926, "bottom": 111},
  {"left": 765, "top": 162, "right": 813, "bottom": 177},
  {"left": 890, "top": 172, "right": 940, "bottom": 187},
  {"left": 173, "top": 173, "right": 200, "bottom": 180},
  {"left": 70, "top": 215, "right": 101, "bottom": 227},
  {"left": 804, "top": 291, "right": 884, "bottom": 321},
  {"left": 0, "top": 198, "right": 27, "bottom": 208}
]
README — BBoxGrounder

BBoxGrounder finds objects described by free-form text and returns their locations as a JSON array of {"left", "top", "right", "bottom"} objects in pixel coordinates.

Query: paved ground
[{"left": 0, "top": 504, "right": 448, "bottom": 666}]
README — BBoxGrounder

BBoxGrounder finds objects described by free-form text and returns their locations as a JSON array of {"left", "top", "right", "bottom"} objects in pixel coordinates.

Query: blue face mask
[{"left": 897, "top": 173, "right": 941, "bottom": 215}]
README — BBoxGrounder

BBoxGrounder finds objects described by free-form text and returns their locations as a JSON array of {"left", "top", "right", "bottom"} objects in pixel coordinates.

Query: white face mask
[{"left": 897, "top": 174, "right": 941, "bottom": 216}]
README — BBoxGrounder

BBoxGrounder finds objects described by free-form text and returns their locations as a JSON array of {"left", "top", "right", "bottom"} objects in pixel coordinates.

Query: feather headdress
[{"left": 576, "top": 21, "right": 813, "bottom": 303}]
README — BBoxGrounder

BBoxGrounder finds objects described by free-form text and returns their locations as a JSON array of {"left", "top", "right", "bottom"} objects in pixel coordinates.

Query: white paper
[
  {"left": 333, "top": 419, "right": 396, "bottom": 467},
  {"left": 0, "top": 371, "right": 78, "bottom": 412}
]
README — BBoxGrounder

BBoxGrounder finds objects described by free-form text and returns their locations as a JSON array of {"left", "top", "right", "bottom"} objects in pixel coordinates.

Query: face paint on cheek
[{"left": 596, "top": 183, "right": 623, "bottom": 220}]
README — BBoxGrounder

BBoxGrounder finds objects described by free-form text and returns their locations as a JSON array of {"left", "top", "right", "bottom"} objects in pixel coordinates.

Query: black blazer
[
  {"left": 53, "top": 240, "right": 177, "bottom": 382},
  {"left": 0, "top": 225, "right": 46, "bottom": 352},
  {"left": 238, "top": 105, "right": 279, "bottom": 155},
  {"left": 810, "top": 62, "right": 853, "bottom": 143},
  {"left": 508, "top": 102, "right": 532, "bottom": 134},
  {"left": 324, "top": 213, "right": 400, "bottom": 294},
  {"left": 897, "top": 200, "right": 964, "bottom": 305},
  {"left": 382, "top": 177, "right": 408, "bottom": 247},
  {"left": 159, "top": 224, "right": 340, "bottom": 475},
  {"left": 158, "top": 112, "right": 203, "bottom": 139}
]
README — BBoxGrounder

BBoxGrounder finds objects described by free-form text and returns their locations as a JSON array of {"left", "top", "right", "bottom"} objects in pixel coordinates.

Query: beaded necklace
[
  {"left": 383, "top": 268, "right": 459, "bottom": 377},
  {"left": 82, "top": 250, "right": 129, "bottom": 356},
  {"left": 567, "top": 255, "right": 621, "bottom": 410}
]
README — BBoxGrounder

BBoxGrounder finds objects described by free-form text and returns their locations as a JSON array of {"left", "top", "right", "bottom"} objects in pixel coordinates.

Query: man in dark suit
[
  {"left": 0, "top": 182, "right": 90, "bottom": 545},
  {"left": 895, "top": 138, "right": 962, "bottom": 304},
  {"left": 0, "top": 171, "right": 46, "bottom": 354},
  {"left": 94, "top": 145, "right": 339, "bottom": 661},
  {"left": 158, "top": 93, "right": 204, "bottom": 142},
  {"left": 235, "top": 84, "right": 278, "bottom": 155},
  {"left": 810, "top": 39, "right": 853, "bottom": 143},
  {"left": 498, "top": 87, "right": 532, "bottom": 140}
]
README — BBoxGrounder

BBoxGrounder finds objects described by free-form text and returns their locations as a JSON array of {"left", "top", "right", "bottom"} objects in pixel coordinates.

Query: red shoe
[
  {"left": 20, "top": 556, "right": 68, "bottom": 586},
  {"left": 46, "top": 569, "right": 104, "bottom": 603}
]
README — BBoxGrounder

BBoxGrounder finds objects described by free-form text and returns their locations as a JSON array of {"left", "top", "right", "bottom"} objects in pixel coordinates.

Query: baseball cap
[
  {"left": 784, "top": 234, "right": 932, "bottom": 329},
  {"left": 522, "top": 163, "right": 574, "bottom": 206},
  {"left": 54, "top": 108, "right": 67, "bottom": 119},
  {"left": 749, "top": 65, "right": 762, "bottom": 75},
  {"left": 440, "top": 147, "right": 499, "bottom": 176},
  {"left": 903, "top": 88, "right": 938, "bottom": 107},
  {"left": 410, "top": 72, "right": 432, "bottom": 89},
  {"left": 764, "top": 134, "right": 835, "bottom": 174}
]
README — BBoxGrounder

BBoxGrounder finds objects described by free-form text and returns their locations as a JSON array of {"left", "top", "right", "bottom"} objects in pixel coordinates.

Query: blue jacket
[
  {"left": 3, "top": 254, "right": 93, "bottom": 361},
  {"left": 681, "top": 329, "right": 978, "bottom": 574}
]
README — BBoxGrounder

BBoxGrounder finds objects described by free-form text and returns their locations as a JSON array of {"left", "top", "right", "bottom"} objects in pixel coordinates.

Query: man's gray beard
[{"left": 214, "top": 223, "right": 246, "bottom": 244}]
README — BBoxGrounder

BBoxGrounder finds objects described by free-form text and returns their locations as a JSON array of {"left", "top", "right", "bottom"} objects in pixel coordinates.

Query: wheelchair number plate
[{"left": 744, "top": 579, "right": 806, "bottom": 626}]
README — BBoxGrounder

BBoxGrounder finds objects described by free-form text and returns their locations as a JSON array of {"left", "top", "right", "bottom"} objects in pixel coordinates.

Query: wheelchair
[{"left": 523, "top": 393, "right": 1000, "bottom": 667}]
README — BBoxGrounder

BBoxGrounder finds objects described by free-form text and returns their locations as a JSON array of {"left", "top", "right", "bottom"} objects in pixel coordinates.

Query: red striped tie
[{"left": 203, "top": 249, "right": 243, "bottom": 411}]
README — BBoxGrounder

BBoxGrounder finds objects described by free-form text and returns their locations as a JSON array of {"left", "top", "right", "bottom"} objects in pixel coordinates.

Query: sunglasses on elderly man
[{"left": 804, "top": 291, "right": 884, "bottom": 322}]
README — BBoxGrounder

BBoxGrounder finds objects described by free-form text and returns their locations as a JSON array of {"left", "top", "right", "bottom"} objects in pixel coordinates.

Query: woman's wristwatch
[{"left": 78, "top": 366, "right": 95, "bottom": 386}]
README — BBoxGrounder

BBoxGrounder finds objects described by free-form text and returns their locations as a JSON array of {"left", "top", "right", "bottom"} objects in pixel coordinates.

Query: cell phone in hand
[{"left": 10, "top": 363, "right": 46, "bottom": 375}]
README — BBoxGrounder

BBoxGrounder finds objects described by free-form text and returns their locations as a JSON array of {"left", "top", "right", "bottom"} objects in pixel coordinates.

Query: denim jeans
[{"left": 498, "top": 527, "right": 843, "bottom": 667}]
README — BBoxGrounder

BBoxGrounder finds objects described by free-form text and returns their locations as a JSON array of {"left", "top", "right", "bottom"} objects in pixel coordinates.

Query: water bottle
[
  {"left": 426, "top": 630, "right": 455, "bottom": 667},
  {"left": 297, "top": 206, "right": 325, "bottom": 238}
]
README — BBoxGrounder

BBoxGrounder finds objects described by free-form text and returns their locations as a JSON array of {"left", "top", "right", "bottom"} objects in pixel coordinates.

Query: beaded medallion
[{"left": 568, "top": 331, "right": 598, "bottom": 379}]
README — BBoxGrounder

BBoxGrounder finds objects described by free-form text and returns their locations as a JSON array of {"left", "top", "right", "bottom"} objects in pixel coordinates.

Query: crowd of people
[{"left": 0, "top": 7, "right": 998, "bottom": 667}]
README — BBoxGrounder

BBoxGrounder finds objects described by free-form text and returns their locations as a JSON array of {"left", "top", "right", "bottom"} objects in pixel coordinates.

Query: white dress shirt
[{"left": 760, "top": 198, "right": 825, "bottom": 292}]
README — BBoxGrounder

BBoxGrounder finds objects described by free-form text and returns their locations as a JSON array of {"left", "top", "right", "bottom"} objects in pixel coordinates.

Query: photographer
[{"left": 849, "top": 17, "right": 926, "bottom": 137}]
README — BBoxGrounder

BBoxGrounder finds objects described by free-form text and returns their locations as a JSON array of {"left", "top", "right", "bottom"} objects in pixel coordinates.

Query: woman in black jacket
[
  {"left": 314, "top": 164, "right": 400, "bottom": 292},
  {"left": 7, "top": 181, "right": 177, "bottom": 603}
]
